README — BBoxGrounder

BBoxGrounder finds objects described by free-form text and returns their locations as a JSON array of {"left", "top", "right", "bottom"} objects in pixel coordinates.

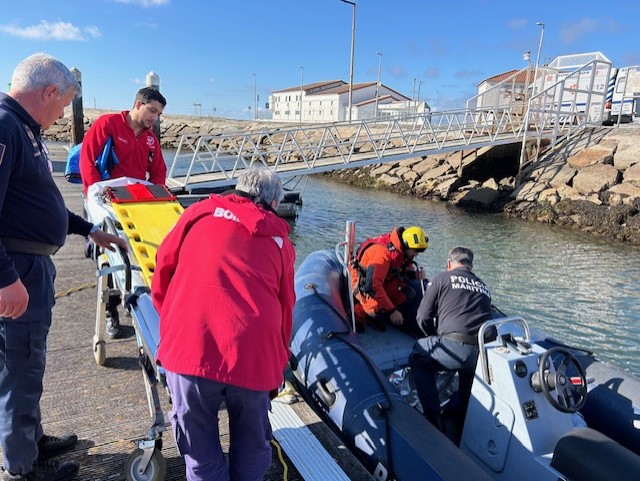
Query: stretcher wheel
[
  {"left": 125, "top": 448, "right": 166, "bottom": 481},
  {"left": 93, "top": 339, "right": 106, "bottom": 366}
]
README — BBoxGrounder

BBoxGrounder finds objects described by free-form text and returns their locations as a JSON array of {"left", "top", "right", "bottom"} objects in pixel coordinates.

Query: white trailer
[{"left": 605, "top": 65, "right": 640, "bottom": 123}]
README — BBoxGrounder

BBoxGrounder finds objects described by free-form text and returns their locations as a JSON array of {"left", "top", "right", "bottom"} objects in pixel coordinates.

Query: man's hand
[
  {"left": 0, "top": 279, "right": 29, "bottom": 319},
  {"left": 390, "top": 309, "right": 404, "bottom": 326},
  {"left": 89, "top": 229, "right": 129, "bottom": 253}
]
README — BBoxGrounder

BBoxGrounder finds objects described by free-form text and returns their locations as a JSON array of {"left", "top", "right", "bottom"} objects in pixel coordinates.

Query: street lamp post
[
  {"left": 416, "top": 80, "right": 424, "bottom": 115},
  {"left": 374, "top": 51, "right": 382, "bottom": 120},
  {"left": 341, "top": 0, "right": 356, "bottom": 123},
  {"left": 533, "top": 22, "right": 545, "bottom": 96},
  {"left": 252, "top": 73, "right": 257, "bottom": 121},
  {"left": 299, "top": 66, "right": 304, "bottom": 124}
]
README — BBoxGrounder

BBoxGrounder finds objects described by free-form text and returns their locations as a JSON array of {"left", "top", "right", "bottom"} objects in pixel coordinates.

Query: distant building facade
[{"left": 268, "top": 80, "right": 429, "bottom": 123}]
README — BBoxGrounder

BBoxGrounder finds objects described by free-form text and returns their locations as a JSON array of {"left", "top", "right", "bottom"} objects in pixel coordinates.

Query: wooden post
[
  {"left": 146, "top": 71, "right": 162, "bottom": 140},
  {"left": 70, "top": 67, "right": 84, "bottom": 145}
]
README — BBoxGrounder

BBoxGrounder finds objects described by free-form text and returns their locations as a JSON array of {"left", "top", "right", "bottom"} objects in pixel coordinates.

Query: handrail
[{"left": 478, "top": 316, "right": 532, "bottom": 384}]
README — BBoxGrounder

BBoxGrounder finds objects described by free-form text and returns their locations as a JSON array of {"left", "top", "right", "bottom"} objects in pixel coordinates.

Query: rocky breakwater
[{"left": 324, "top": 126, "right": 640, "bottom": 245}]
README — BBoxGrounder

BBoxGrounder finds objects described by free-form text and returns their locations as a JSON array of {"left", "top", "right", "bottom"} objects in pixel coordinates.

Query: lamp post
[
  {"left": 299, "top": 65, "right": 304, "bottom": 124},
  {"left": 416, "top": 80, "right": 424, "bottom": 115},
  {"left": 533, "top": 22, "right": 545, "bottom": 95},
  {"left": 341, "top": 0, "right": 356, "bottom": 123},
  {"left": 374, "top": 51, "right": 382, "bottom": 120},
  {"left": 252, "top": 73, "right": 257, "bottom": 121}
]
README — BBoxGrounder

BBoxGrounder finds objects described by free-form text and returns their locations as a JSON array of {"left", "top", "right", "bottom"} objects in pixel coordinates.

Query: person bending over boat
[
  {"left": 349, "top": 226, "right": 428, "bottom": 333},
  {"left": 0, "top": 53, "right": 128, "bottom": 481},
  {"left": 151, "top": 167, "right": 295, "bottom": 481},
  {"left": 80, "top": 87, "right": 167, "bottom": 339},
  {"left": 409, "top": 246, "right": 492, "bottom": 441}
]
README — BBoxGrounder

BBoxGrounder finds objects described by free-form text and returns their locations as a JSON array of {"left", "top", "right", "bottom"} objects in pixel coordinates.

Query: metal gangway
[{"left": 166, "top": 53, "right": 612, "bottom": 193}]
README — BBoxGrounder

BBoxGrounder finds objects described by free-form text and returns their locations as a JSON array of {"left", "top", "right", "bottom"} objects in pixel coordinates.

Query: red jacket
[
  {"left": 80, "top": 111, "right": 166, "bottom": 193},
  {"left": 151, "top": 193, "right": 296, "bottom": 391}
]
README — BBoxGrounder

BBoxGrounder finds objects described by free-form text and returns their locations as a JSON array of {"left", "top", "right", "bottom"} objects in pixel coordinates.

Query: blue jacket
[{"left": 0, "top": 93, "right": 92, "bottom": 288}]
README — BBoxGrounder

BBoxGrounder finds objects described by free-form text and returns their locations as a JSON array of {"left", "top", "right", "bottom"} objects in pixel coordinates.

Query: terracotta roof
[
  {"left": 479, "top": 68, "right": 534, "bottom": 85},
  {"left": 355, "top": 94, "right": 395, "bottom": 106}
]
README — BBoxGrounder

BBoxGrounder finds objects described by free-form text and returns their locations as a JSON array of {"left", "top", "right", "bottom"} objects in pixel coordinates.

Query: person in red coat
[
  {"left": 151, "top": 167, "right": 295, "bottom": 481},
  {"left": 80, "top": 87, "right": 167, "bottom": 338}
]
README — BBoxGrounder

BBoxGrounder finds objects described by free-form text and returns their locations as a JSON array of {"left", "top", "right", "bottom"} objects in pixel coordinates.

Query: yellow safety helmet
[{"left": 402, "top": 226, "right": 429, "bottom": 252}]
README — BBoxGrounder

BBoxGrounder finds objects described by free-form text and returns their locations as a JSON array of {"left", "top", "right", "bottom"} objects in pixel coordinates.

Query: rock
[
  {"left": 370, "top": 164, "right": 394, "bottom": 176},
  {"left": 549, "top": 164, "right": 577, "bottom": 188},
  {"left": 556, "top": 184, "right": 584, "bottom": 201},
  {"left": 573, "top": 163, "right": 620, "bottom": 194},
  {"left": 567, "top": 146, "right": 614, "bottom": 168},
  {"left": 607, "top": 182, "right": 640, "bottom": 206},
  {"left": 421, "top": 162, "right": 453, "bottom": 180},
  {"left": 377, "top": 174, "right": 403, "bottom": 186},
  {"left": 456, "top": 187, "right": 501, "bottom": 208},
  {"left": 539, "top": 188, "right": 560, "bottom": 205},
  {"left": 433, "top": 176, "right": 462, "bottom": 198},
  {"left": 613, "top": 145, "right": 639, "bottom": 170},
  {"left": 412, "top": 157, "right": 441, "bottom": 175},
  {"left": 512, "top": 181, "right": 548, "bottom": 202},
  {"left": 624, "top": 163, "right": 640, "bottom": 186},
  {"left": 482, "top": 178, "right": 500, "bottom": 190}
]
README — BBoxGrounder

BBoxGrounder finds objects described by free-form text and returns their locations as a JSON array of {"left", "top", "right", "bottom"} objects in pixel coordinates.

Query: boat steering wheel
[{"left": 538, "top": 347, "right": 588, "bottom": 413}]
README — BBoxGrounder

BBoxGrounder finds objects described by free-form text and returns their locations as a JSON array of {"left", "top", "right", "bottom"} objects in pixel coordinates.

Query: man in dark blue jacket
[
  {"left": 410, "top": 246, "right": 492, "bottom": 439},
  {"left": 0, "top": 53, "right": 127, "bottom": 481}
]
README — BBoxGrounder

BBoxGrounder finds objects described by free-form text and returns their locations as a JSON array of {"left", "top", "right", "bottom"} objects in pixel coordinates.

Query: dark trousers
[
  {"left": 166, "top": 371, "right": 272, "bottom": 481},
  {"left": 409, "top": 336, "right": 478, "bottom": 432},
  {"left": 0, "top": 254, "right": 55, "bottom": 474}
]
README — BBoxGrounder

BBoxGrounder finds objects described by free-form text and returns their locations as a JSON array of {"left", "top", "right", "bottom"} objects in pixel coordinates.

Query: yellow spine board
[{"left": 112, "top": 201, "right": 184, "bottom": 286}]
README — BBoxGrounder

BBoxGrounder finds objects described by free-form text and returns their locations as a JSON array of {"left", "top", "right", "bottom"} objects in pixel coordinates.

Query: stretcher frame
[{"left": 86, "top": 178, "right": 179, "bottom": 481}]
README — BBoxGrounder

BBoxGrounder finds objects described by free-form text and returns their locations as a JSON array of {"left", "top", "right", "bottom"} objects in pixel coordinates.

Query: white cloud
[
  {"left": 0, "top": 20, "right": 101, "bottom": 41},
  {"left": 507, "top": 19, "right": 527, "bottom": 29},
  {"left": 559, "top": 17, "right": 599, "bottom": 44},
  {"left": 114, "top": 0, "right": 170, "bottom": 6}
]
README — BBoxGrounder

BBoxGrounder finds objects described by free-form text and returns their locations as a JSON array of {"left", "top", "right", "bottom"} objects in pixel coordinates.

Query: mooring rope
[{"left": 54, "top": 281, "right": 97, "bottom": 299}]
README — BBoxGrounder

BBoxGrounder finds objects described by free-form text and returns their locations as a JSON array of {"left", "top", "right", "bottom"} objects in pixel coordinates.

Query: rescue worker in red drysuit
[{"left": 349, "top": 226, "right": 428, "bottom": 332}]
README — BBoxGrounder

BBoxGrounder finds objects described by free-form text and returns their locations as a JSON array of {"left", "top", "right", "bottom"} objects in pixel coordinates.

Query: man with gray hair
[
  {"left": 410, "top": 246, "right": 492, "bottom": 443},
  {"left": 151, "top": 166, "right": 295, "bottom": 481},
  {"left": 0, "top": 53, "right": 127, "bottom": 481}
]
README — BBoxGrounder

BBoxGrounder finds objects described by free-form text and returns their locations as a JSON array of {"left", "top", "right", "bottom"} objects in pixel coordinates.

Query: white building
[
  {"left": 475, "top": 68, "right": 533, "bottom": 110},
  {"left": 269, "top": 80, "right": 427, "bottom": 123}
]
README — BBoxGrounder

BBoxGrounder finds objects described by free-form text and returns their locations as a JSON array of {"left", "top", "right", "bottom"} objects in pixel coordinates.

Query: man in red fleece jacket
[
  {"left": 152, "top": 167, "right": 295, "bottom": 481},
  {"left": 80, "top": 86, "right": 167, "bottom": 339}
]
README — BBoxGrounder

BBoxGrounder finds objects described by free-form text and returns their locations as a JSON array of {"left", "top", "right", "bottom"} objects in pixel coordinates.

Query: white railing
[{"left": 166, "top": 59, "right": 610, "bottom": 193}]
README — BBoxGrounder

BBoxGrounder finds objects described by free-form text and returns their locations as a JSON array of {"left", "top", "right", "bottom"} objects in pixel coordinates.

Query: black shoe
[
  {"left": 34, "top": 458, "right": 79, "bottom": 481},
  {"left": 369, "top": 317, "right": 387, "bottom": 332},
  {"left": 105, "top": 307, "right": 120, "bottom": 339},
  {"left": 38, "top": 433, "right": 78, "bottom": 459},
  {"left": 1, "top": 459, "right": 79, "bottom": 481}
]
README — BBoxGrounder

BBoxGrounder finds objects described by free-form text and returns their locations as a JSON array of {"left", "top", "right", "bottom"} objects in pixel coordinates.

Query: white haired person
[
  {"left": 152, "top": 167, "right": 295, "bottom": 481},
  {"left": 0, "top": 53, "right": 127, "bottom": 481}
]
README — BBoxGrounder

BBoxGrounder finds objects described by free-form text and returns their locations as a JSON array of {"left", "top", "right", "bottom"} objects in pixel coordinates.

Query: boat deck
[{"left": 0, "top": 162, "right": 372, "bottom": 481}]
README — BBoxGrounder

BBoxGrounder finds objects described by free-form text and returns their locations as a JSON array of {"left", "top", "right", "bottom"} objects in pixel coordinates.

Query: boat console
[{"left": 461, "top": 316, "right": 640, "bottom": 481}]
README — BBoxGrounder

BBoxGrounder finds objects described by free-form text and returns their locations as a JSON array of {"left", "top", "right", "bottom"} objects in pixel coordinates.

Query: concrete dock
[{"left": 0, "top": 144, "right": 372, "bottom": 481}]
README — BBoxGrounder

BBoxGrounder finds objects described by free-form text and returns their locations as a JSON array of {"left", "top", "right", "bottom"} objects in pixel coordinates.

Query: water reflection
[{"left": 290, "top": 176, "right": 640, "bottom": 377}]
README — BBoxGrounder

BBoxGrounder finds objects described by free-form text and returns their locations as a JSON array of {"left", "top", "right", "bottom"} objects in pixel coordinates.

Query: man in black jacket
[
  {"left": 0, "top": 53, "right": 127, "bottom": 481},
  {"left": 409, "top": 246, "right": 492, "bottom": 438}
]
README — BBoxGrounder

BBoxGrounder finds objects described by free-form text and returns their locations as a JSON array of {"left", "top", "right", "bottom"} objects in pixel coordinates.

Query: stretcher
[{"left": 85, "top": 178, "right": 183, "bottom": 481}]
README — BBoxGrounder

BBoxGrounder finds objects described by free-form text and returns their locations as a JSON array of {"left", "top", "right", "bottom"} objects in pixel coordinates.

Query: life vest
[{"left": 351, "top": 230, "right": 405, "bottom": 298}]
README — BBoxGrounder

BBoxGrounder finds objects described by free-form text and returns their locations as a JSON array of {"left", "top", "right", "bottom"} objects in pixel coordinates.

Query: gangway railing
[
  {"left": 166, "top": 106, "right": 531, "bottom": 192},
  {"left": 166, "top": 58, "right": 610, "bottom": 193}
]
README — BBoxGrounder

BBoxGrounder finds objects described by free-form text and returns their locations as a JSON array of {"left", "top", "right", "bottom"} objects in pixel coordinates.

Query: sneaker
[
  {"left": 2, "top": 459, "right": 79, "bottom": 481},
  {"left": 105, "top": 307, "right": 120, "bottom": 339},
  {"left": 34, "top": 458, "right": 79, "bottom": 481},
  {"left": 38, "top": 433, "right": 78, "bottom": 459}
]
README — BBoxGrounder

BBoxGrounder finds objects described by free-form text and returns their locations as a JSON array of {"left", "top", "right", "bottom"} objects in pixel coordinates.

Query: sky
[{"left": 2, "top": 0, "right": 640, "bottom": 120}]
